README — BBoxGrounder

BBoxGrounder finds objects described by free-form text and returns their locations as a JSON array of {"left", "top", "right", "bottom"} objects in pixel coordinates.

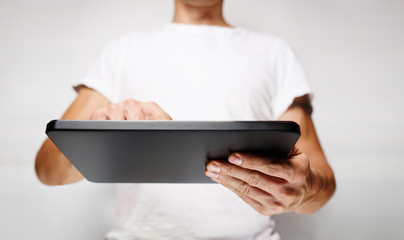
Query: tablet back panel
[{"left": 46, "top": 120, "right": 300, "bottom": 183}]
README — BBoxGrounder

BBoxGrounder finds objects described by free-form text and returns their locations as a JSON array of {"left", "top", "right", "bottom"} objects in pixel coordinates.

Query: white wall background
[{"left": 1, "top": 0, "right": 403, "bottom": 239}]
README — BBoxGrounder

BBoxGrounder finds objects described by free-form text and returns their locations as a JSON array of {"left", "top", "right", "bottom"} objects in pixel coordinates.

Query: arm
[
  {"left": 205, "top": 95, "right": 336, "bottom": 215},
  {"left": 35, "top": 86, "right": 172, "bottom": 186},
  {"left": 35, "top": 86, "right": 110, "bottom": 185},
  {"left": 278, "top": 95, "right": 335, "bottom": 214}
]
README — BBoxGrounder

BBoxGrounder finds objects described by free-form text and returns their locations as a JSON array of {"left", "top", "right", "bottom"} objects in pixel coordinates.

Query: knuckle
[
  {"left": 247, "top": 173, "right": 261, "bottom": 186},
  {"left": 108, "top": 104, "right": 119, "bottom": 112},
  {"left": 146, "top": 101, "right": 159, "bottom": 107},
  {"left": 90, "top": 109, "right": 104, "bottom": 119},
  {"left": 235, "top": 189, "right": 243, "bottom": 199},
  {"left": 124, "top": 98, "right": 137, "bottom": 104},
  {"left": 235, "top": 184, "right": 248, "bottom": 199},
  {"left": 265, "top": 164, "right": 280, "bottom": 175},
  {"left": 240, "top": 183, "right": 250, "bottom": 197},
  {"left": 124, "top": 99, "right": 139, "bottom": 107},
  {"left": 281, "top": 190, "right": 296, "bottom": 205}
]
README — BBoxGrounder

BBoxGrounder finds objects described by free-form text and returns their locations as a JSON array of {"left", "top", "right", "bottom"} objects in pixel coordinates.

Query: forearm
[
  {"left": 35, "top": 87, "right": 110, "bottom": 185},
  {"left": 35, "top": 138, "right": 84, "bottom": 185},
  {"left": 279, "top": 96, "right": 336, "bottom": 214}
]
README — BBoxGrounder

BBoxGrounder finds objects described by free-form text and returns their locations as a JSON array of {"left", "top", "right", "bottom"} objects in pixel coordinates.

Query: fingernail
[
  {"left": 229, "top": 153, "right": 242, "bottom": 165},
  {"left": 205, "top": 170, "right": 219, "bottom": 179},
  {"left": 207, "top": 163, "right": 221, "bottom": 173}
]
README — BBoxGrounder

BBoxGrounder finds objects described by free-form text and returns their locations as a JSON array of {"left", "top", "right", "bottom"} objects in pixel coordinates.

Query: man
[{"left": 36, "top": 0, "right": 336, "bottom": 239}]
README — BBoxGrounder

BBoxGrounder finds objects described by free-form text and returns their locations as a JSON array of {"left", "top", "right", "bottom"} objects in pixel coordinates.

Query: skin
[
  {"left": 205, "top": 95, "right": 335, "bottom": 214},
  {"left": 35, "top": 0, "right": 335, "bottom": 215},
  {"left": 35, "top": 87, "right": 171, "bottom": 185},
  {"left": 173, "top": 0, "right": 231, "bottom": 27}
]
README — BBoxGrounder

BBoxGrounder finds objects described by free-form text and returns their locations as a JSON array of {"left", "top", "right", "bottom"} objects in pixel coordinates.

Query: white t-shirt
[{"left": 74, "top": 23, "right": 311, "bottom": 240}]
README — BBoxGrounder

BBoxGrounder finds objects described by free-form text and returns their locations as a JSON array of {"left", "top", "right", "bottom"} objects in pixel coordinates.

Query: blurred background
[{"left": 1, "top": 0, "right": 403, "bottom": 239}]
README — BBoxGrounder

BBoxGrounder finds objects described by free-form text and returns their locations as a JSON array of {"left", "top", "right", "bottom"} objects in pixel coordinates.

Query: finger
[
  {"left": 105, "top": 104, "right": 125, "bottom": 120},
  {"left": 216, "top": 171, "right": 289, "bottom": 212},
  {"left": 122, "top": 100, "right": 145, "bottom": 120},
  {"left": 221, "top": 177, "right": 286, "bottom": 215},
  {"left": 124, "top": 108, "right": 145, "bottom": 120},
  {"left": 206, "top": 161, "right": 285, "bottom": 198},
  {"left": 228, "top": 152, "right": 294, "bottom": 181},
  {"left": 206, "top": 172, "right": 284, "bottom": 216},
  {"left": 90, "top": 108, "right": 108, "bottom": 120},
  {"left": 211, "top": 170, "right": 275, "bottom": 203},
  {"left": 141, "top": 101, "right": 172, "bottom": 120}
]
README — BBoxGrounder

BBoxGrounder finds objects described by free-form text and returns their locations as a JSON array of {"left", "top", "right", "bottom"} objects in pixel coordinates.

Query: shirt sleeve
[
  {"left": 72, "top": 39, "right": 122, "bottom": 103},
  {"left": 271, "top": 39, "right": 313, "bottom": 119}
]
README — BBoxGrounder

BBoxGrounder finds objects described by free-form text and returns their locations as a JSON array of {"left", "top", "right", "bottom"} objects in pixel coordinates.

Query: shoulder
[
  {"left": 236, "top": 28, "right": 298, "bottom": 66},
  {"left": 236, "top": 28, "right": 285, "bottom": 47},
  {"left": 235, "top": 28, "right": 294, "bottom": 59},
  {"left": 104, "top": 26, "right": 168, "bottom": 51},
  {"left": 99, "top": 30, "right": 152, "bottom": 58}
]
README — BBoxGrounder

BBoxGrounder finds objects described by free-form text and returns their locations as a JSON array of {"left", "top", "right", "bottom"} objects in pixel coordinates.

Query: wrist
[{"left": 295, "top": 167, "right": 325, "bottom": 214}]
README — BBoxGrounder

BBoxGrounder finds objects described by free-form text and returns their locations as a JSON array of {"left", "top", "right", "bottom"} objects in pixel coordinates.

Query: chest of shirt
[{"left": 116, "top": 38, "right": 274, "bottom": 120}]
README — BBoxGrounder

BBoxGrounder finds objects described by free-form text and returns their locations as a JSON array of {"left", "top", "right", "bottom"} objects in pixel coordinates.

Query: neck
[{"left": 173, "top": 0, "right": 231, "bottom": 27}]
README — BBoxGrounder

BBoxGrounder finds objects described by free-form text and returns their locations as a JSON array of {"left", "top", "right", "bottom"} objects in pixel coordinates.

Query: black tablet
[{"left": 46, "top": 120, "right": 300, "bottom": 183}]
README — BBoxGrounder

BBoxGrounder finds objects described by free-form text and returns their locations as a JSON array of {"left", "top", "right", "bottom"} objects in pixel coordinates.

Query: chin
[{"left": 179, "top": 0, "right": 223, "bottom": 8}]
